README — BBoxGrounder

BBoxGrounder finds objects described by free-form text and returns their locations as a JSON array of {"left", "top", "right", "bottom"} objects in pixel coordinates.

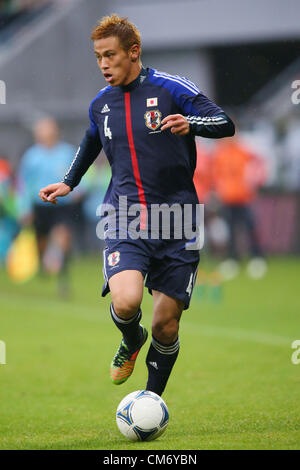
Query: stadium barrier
[{"left": 252, "top": 190, "right": 300, "bottom": 254}]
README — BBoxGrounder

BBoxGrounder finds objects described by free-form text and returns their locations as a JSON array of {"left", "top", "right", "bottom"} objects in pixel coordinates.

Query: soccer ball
[{"left": 116, "top": 390, "right": 169, "bottom": 441}]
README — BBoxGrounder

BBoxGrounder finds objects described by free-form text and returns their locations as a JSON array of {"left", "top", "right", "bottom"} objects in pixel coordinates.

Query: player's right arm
[
  {"left": 39, "top": 104, "right": 103, "bottom": 204},
  {"left": 39, "top": 181, "right": 71, "bottom": 205}
]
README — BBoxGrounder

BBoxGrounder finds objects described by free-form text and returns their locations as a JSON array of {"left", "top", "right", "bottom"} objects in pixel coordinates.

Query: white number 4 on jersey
[{"left": 104, "top": 116, "right": 112, "bottom": 140}]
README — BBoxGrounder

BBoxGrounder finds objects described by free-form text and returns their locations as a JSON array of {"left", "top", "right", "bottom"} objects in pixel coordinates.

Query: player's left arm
[{"left": 161, "top": 90, "right": 235, "bottom": 138}]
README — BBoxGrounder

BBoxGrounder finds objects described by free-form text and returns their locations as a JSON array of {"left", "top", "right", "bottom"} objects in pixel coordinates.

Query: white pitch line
[
  {"left": 182, "top": 321, "right": 293, "bottom": 347},
  {"left": 1, "top": 292, "right": 293, "bottom": 347}
]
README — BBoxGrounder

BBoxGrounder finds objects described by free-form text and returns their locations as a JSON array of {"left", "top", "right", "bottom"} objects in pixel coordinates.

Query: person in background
[
  {"left": 17, "top": 117, "right": 85, "bottom": 295},
  {"left": 193, "top": 142, "right": 230, "bottom": 258},
  {"left": 193, "top": 141, "right": 213, "bottom": 205},
  {"left": 0, "top": 157, "right": 19, "bottom": 264},
  {"left": 81, "top": 157, "right": 112, "bottom": 252},
  {"left": 211, "top": 132, "right": 267, "bottom": 279}
]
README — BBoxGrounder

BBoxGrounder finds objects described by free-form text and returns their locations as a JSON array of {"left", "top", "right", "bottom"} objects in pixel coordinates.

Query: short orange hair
[{"left": 91, "top": 14, "right": 141, "bottom": 56}]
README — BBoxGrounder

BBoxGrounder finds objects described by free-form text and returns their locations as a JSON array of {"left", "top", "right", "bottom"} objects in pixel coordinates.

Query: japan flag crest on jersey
[
  {"left": 108, "top": 251, "right": 120, "bottom": 267},
  {"left": 144, "top": 110, "right": 162, "bottom": 130}
]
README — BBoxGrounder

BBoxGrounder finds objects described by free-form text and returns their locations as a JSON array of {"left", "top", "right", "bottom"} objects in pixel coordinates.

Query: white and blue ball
[{"left": 116, "top": 390, "right": 169, "bottom": 441}]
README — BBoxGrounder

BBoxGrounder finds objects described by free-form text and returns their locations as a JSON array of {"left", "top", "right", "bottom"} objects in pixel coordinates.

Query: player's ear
[{"left": 130, "top": 44, "right": 140, "bottom": 62}]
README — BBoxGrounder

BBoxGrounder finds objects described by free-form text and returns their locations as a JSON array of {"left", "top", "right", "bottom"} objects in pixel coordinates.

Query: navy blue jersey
[{"left": 63, "top": 67, "right": 234, "bottom": 212}]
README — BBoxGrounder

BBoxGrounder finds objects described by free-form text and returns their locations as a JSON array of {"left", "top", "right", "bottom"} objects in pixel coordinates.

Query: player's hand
[
  {"left": 161, "top": 114, "right": 190, "bottom": 135},
  {"left": 39, "top": 182, "right": 71, "bottom": 205}
]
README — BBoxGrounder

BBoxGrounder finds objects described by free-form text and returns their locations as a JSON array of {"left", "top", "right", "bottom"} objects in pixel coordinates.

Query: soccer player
[
  {"left": 18, "top": 117, "right": 85, "bottom": 295},
  {"left": 39, "top": 14, "right": 235, "bottom": 396}
]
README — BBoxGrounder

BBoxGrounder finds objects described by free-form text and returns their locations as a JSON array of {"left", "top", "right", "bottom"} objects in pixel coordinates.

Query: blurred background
[{"left": 0, "top": 0, "right": 300, "bottom": 289}]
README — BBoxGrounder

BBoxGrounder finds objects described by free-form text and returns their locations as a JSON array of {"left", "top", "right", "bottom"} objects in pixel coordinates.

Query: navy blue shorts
[{"left": 101, "top": 237, "right": 199, "bottom": 310}]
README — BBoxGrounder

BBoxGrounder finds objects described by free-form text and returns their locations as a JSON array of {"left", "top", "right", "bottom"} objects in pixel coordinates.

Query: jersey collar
[{"left": 119, "top": 67, "right": 148, "bottom": 92}]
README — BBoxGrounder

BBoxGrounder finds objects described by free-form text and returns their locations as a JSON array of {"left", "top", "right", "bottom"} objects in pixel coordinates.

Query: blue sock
[
  {"left": 110, "top": 303, "right": 143, "bottom": 351},
  {"left": 146, "top": 336, "right": 180, "bottom": 396}
]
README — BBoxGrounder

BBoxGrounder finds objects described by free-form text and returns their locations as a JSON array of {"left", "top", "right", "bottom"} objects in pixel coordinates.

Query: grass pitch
[{"left": 0, "top": 255, "right": 299, "bottom": 450}]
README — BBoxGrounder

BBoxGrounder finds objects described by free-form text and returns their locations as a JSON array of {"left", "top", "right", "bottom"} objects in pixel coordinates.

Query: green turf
[{"left": 0, "top": 255, "right": 299, "bottom": 450}]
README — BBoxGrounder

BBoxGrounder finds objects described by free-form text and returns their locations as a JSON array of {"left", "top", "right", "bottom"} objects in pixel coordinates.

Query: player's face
[{"left": 94, "top": 36, "right": 140, "bottom": 87}]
